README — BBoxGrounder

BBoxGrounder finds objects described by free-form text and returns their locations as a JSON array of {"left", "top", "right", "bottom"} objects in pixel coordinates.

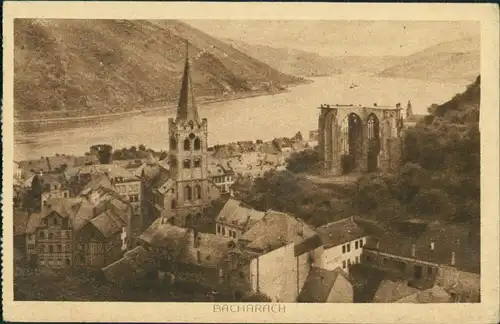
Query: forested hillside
[{"left": 14, "top": 19, "right": 303, "bottom": 120}]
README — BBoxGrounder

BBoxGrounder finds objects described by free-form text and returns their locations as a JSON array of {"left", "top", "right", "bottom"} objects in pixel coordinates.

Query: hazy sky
[{"left": 185, "top": 20, "right": 479, "bottom": 57}]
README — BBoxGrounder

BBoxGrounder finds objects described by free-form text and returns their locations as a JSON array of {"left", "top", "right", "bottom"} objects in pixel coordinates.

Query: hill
[
  {"left": 225, "top": 38, "right": 401, "bottom": 76},
  {"left": 14, "top": 19, "right": 304, "bottom": 120},
  {"left": 224, "top": 38, "right": 342, "bottom": 77},
  {"left": 379, "top": 36, "right": 480, "bottom": 82}
]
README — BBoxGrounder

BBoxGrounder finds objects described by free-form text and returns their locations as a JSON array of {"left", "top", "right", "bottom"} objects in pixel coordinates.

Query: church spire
[{"left": 176, "top": 40, "right": 200, "bottom": 124}]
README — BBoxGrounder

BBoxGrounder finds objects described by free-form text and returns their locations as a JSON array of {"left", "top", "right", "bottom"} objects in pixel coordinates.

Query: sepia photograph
[{"left": 3, "top": 2, "right": 499, "bottom": 323}]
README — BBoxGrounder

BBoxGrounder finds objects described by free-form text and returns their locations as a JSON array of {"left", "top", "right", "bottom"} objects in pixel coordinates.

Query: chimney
[
  {"left": 411, "top": 244, "right": 416, "bottom": 257},
  {"left": 451, "top": 251, "right": 456, "bottom": 266}
]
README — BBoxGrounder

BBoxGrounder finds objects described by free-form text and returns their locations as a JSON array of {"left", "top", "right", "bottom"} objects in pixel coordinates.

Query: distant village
[{"left": 13, "top": 48, "right": 479, "bottom": 304}]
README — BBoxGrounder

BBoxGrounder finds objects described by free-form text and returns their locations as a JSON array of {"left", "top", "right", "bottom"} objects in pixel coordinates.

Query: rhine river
[{"left": 14, "top": 74, "right": 471, "bottom": 161}]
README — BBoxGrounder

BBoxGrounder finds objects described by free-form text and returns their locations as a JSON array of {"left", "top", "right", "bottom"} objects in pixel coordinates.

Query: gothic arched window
[
  {"left": 170, "top": 137, "right": 177, "bottom": 151},
  {"left": 194, "top": 138, "right": 201, "bottom": 150},
  {"left": 194, "top": 185, "right": 202, "bottom": 199},
  {"left": 184, "top": 185, "right": 192, "bottom": 201},
  {"left": 184, "top": 138, "right": 191, "bottom": 150}
]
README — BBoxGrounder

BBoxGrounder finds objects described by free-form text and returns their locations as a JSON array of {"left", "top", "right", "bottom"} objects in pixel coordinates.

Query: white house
[{"left": 309, "top": 217, "right": 367, "bottom": 275}]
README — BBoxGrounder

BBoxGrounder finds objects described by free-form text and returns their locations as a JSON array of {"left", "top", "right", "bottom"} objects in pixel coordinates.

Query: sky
[{"left": 184, "top": 20, "right": 479, "bottom": 57}]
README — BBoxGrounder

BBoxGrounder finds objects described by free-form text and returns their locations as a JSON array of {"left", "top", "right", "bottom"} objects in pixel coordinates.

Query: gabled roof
[
  {"left": 102, "top": 246, "right": 156, "bottom": 285},
  {"left": 297, "top": 267, "right": 350, "bottom": 303},
  {"left": 138, "top": 219, "right": 189, "bottom": 250},
  {"left": 372, "top": 280, "right": 419, "bottom": 303},
  {"left": 138, "top": 220, "right": 233, "bottom": 268},
  {"left": 241, "top": 210, "right": 316, "bottom": 252},
  {"left": 90, "top": 209, "right": 126, "bottom": 239},
  {"left": 216, "top": 199, "right": 265, "bottom": 231},
  {"left": 395, "top": 285, "right": 451, "bottom": 303},
  {"left": 25, "top": 198, "right": 80, "bottom": 233},
  {"left": 316, "top": 217, "right": 365, "bottom": 248}
]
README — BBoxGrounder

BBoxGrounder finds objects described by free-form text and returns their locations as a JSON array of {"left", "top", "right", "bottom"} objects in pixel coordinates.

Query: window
[
  {"left": 360, "top": 239, "right": 364, "bottom": 248},
  {"left": 49, "top": 245, "right": 54, "bottom": 253},
  {"left": 346, "top": 243, "right": 351, "bottom": 253},
  {"left": 49, "top": 233, "right": 54, "bottom": 239},
  {"left": 217, "top": 224, "right": 221, "bottom": 234},
  {"left": 184, "top": 138, "right": 191, "bottom": 150},
  {"left": 347, "top": 259, "right": 351, "bottom": 267},
  {"left": 196, "top": 251, "right": 201, "bottom": 263},
  {"left": 194, "top": 185, "right": 201, "bottom": 199},
  {"left": 171, "top": 199, "right": 177, "bottom": 209},
  {"left": 342, "top": 245, "right": 346, "bottom": 254},
  {"left": 170, "top": 137, "right": 177, "bottom": 150},
  {"left": 355, "top": 256, "right": 359, "bottom": 264},
  {"left": 355, "top": 241, "right": 359, "bottom": 249},
  {"left": 183, "top": 159, "right": 191, "bottom": 169},
  {"left": 62, "top": 219, "right": 68, "bottom": 227},
  {"left": 194, "top": 138, "right": 201, "bottom": 150},
  {"left": 66, "top": 258, "right": 71, "bottom": 266},
  {"left": 222, "top": 227, "right": 226, "bottom": 235},
  {"left": 194, "top": 158, "right": 201, "bottom": 168},
  {"left": 63, "top": 192, "right": 68, "bottom": 198},
  {"left": 184, "top": 186, "right": 192, "bottom": 201},
  {"left": 39, "top": 231, "right": 45, "bottom": 239},
  {"left": 57, "top": 245, "right": 62, "bottom": 252},
  {"left": 342, "top": 260, "right": 346, "bottom": 269}
]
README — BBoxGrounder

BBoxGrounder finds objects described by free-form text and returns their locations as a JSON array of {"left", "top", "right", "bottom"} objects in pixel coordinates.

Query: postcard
[{"left": 2, "top": 1, "right": 499, "bottom": 323}]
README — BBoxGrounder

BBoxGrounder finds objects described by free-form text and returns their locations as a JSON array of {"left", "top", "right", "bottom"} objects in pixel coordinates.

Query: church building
[{"left": 149, "top": 42, "right": 220, "bottom": 229}]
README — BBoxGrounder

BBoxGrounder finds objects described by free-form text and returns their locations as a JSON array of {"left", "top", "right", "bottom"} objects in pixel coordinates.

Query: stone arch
[
  {"left": 366, "top": 113, "right": 381, "bottom": 172},
  {"left": 340, "top": 113, "right": 363, "bottom": 174},
  {"left": 324, "top": 111, "right": 336, "bottom": 169}
]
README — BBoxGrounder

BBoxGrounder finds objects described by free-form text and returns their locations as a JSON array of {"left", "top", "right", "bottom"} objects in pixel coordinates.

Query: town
[{"left": 13, "top": 45, "right": 480, "bottom": 304}]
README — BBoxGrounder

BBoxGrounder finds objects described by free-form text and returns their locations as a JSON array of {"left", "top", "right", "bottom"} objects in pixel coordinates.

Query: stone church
[{"left": 146, "top": 43, "right": 221, "bottom": 229}]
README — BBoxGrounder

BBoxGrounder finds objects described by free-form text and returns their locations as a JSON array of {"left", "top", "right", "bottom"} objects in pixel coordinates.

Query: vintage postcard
[{"left": 2, "top": 1, "right": 499, "bottom": 323}]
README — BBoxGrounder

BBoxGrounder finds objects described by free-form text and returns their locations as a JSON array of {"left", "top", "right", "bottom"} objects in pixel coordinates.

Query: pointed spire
[{"left": 176, "top": 40, "right": 200, "bottom": 124}]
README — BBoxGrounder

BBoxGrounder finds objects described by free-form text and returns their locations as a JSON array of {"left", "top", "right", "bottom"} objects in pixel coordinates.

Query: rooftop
[
  {"left": 297, "top": 267, "right": 350, "bottom": 303},
  {"left": 216, "top": 199, "right": 265, "bottom": 231},
  {"left": 316, "top": 217, "right": 365, "bottom": 248},
  {"left": 241, "top": 209, "right": 316, "bottom": 252}
]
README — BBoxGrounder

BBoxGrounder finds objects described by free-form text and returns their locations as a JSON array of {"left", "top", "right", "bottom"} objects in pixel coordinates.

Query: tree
[{"left": 286, "top": 149, "right": 320, "bottom": 173}]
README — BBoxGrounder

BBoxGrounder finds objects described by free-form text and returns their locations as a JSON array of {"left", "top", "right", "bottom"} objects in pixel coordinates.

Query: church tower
[{"left": 167, "top": 41, "right": 211, "bottom": 228}]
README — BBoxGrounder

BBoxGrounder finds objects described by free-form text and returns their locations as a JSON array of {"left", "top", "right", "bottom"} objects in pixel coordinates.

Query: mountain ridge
[
  {"left": 378, "top": 36, "right": 480, "bottom": 82},
  {"left": 14, "top": 19, "right": 304, "bottom": 120}
]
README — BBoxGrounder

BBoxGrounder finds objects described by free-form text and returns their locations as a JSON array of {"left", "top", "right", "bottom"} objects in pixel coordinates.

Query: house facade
[
  {"left": 309, "top": 217, "right": 367, "bottom": 275},
  {"left": 26, "top": 201, "right": 74, "bottom": 269}
]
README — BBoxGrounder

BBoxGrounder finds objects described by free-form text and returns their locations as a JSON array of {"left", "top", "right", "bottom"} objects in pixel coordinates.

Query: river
[{"left": 14, "top": 74, "right": 470, "bottom": 161}]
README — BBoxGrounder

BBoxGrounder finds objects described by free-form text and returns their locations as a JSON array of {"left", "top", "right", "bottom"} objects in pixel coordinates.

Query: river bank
[{"left": 15, "top": 79, "right": 313, "bottom": 125}]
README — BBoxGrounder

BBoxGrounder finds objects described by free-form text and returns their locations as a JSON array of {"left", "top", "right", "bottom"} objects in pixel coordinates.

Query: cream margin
[{"left": 2, "top": 2, "right": 499, "bottom": 323}]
